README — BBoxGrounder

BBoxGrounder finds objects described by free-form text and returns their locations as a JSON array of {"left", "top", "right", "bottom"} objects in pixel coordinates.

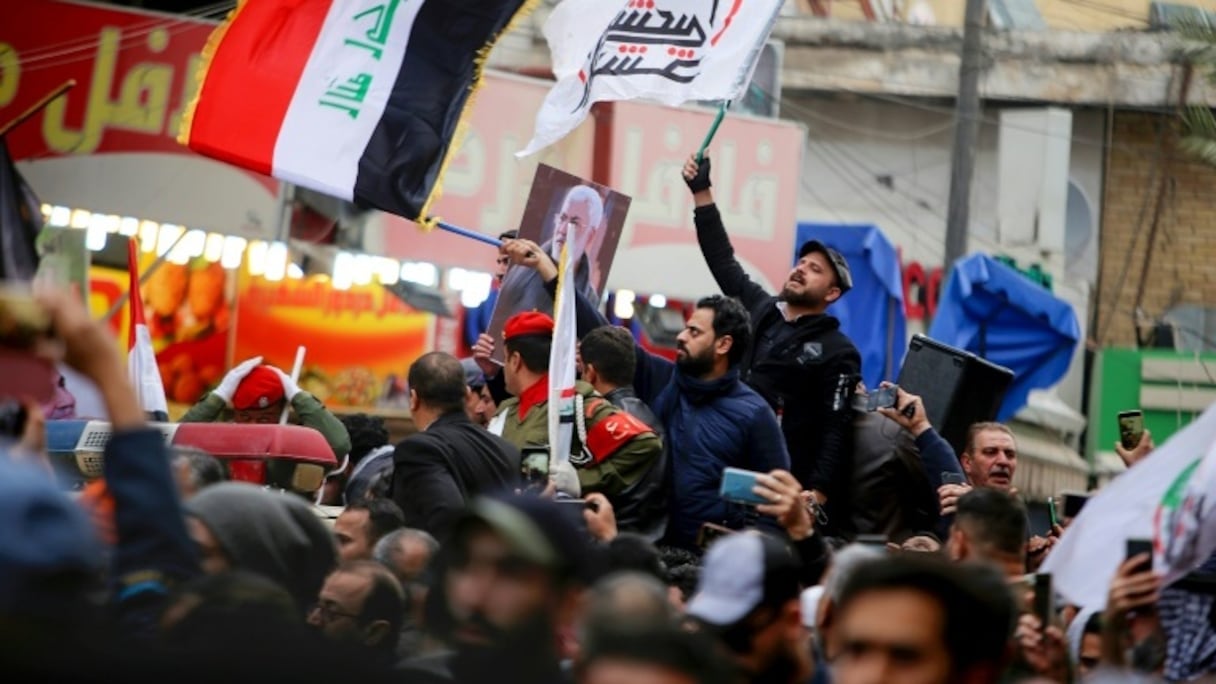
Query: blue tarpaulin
[
  {"left": 928, "top": 253, "right": 1080, "bottom": 420},
  {"left": 795, "top": 223, "right": 907, "bottom": 389}
]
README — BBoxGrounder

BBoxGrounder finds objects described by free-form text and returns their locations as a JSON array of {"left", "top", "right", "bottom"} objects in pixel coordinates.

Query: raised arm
[{"left": 683, "top": 154, "right": 770, "bottom": 311}]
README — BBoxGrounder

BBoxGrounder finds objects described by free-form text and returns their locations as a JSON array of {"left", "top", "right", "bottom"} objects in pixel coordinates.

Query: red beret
[
  {"left": 232, "top": 366, "right": 285, "bottom": 410},
  {"left": 504, "top": 311, "right": 554, "bottom": 341}
]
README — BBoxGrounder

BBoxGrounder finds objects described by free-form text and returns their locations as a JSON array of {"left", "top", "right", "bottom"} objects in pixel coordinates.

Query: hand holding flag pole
[{"left": 696, "top": 101, "right": 729, "bottom": 163}]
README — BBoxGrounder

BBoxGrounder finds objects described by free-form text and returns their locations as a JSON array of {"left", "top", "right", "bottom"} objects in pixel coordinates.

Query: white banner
[
  {"left": 548, "top": 239, "right": 581, "bottom": 497},
  {"left": 1042, "top": 405, "right": 1216, "bottom": 609},
  {"left": 518, "top": 0, "right": 782, "bottom": 157}
]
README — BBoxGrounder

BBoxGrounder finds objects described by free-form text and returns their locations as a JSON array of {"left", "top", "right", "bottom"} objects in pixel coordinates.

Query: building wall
[
  {"left": 791, "top": 0, "right": 1216, "bottom": 31},
  {"left": 1096, "top": 111, "right": 1216, "bottom": 348}
]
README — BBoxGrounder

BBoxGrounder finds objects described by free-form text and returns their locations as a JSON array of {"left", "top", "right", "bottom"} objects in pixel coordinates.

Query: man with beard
[
  {"left": 638, "top": 295, "right": 791, "bottom": 549},
  {"left": 493, "top": 254, "right": 791, "bottom": 549},
  {"left": 686, "top": 532, "right": 816, "bottom": 684},
  {"left": 683, "top": 155, "right": 860, "bottom": 531},
  {"left": 402, "top": 495, "right": 591, "bottom": 684}
]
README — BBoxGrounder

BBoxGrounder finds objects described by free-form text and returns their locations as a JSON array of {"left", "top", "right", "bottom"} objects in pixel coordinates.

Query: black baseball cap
[{"left": 797, "top": 240, "right": 853, "bottom": 294}]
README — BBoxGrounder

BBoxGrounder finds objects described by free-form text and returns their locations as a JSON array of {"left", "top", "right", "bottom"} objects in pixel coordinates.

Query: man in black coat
[
  {"left": 684, "top": 154, "right": 862, "bottom": 532},
  {"left": 390, "top": 353, "right": 521, "bottom": 539}
]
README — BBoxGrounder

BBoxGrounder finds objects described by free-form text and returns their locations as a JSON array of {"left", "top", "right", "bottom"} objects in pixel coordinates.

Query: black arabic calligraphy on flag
[{"left": 518, "top": 0, "right": 781, "bottom": 157}]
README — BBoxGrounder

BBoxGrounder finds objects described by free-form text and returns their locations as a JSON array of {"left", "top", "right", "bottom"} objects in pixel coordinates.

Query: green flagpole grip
[{"left": 696, "top": 102, "right": 729, "bottom": 162}]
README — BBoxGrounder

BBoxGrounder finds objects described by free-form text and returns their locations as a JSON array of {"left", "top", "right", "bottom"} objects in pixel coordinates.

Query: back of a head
[
  {"left": 338, "top": 413, "right": 389, "bottom": 463},
  {"left": 346, "top": 498, "right": 406, "bottom": 545},
  {"left": 162, "top": 570, "right": 302, "bottom": 650},
  {"left": 172, "top": 447, "right": 226, "bottom": 491},
  {"left": 823, "top": 544, "right": 887, "bottom": 605},
  {"left": 695, "top": 295, "right": 752, "bottom": 367},
  {"left": 187, "top": 482, "right": 337, "bottom": 613},
  {"left": 407, "top": 352, "right": 467, "bottom": 414},
  {"left": 577, "top": 620, "right": 735, "bottom": 684},
  {"left": 585, "top": 572, "right": 678, "bottom": 633},
  {"left": 954, "top": 488, "right": 1028, "bottom": 559},
  {"left": 580, "top": 325, "right": 637, "bottom": 388},
  {"left": 838, "top": 553, "right": 1016, "bottom": 678},
  {"left": 505, "top": 332, "right": 551, "bottom": 375},
  {"left": 605, "top": 533, "right": 665, "bottom": 582},
  {"left": 0, "top": 456, "right": 102, "bottom": 666},
  {"left": 373, "top": 528, "right": 439, "bottom": 585}
]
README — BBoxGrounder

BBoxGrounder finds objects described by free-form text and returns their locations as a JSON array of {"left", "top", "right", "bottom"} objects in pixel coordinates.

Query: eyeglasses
[{"left": 308, "top": 601, "right": 362, "bottom": 624}]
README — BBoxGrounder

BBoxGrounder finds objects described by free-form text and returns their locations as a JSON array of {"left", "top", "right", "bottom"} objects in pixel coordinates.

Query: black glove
[{"left": 684, "top": 155, "right": 712, "bottom": 193}]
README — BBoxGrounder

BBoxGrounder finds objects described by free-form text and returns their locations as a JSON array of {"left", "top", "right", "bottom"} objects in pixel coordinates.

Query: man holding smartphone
[{"left": 684, "top": 155, "right": 861, "bottom": 528}]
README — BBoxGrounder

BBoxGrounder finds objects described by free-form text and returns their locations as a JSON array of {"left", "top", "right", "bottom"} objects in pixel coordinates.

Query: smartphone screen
[
  {"left": 520, "top": 448, "right": 550, "bottom": 492},
  {"left": 1126, "top": 538, "right": 1154, "bottom": 571},
  {"left": 1047, "top": 497, "right": 1060, "bottom": 527},
  {"left": 1033, "top": 573, "right": 1054, "bottom": 629},
  {"left": 942, "top": 472, "right": 968, "bottom": 486},
  {"left": 1118, "top": 410, "right": 1145, "bottom": 450},
  {"left": 867, "top": 385, "right": 898, "bottom": 411}
]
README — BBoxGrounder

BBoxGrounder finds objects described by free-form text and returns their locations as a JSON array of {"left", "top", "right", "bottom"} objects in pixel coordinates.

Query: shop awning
[
  {"left": 929, "top": 253, "right": 1081, "bottom": 420},
  {"left": 795, "top": 223, "right": 907, "bottom": 388},
  {"left": 1008, "top": 420, "right": 1090, "bottom": 499}
]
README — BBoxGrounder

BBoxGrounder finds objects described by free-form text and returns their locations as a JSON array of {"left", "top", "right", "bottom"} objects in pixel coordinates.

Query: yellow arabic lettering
[
  {"left": 0, "top": 43, "right": 18, "bottom": 108},
  {"left": 43, "top": 27, "right": 121, "bottom": 154},
  {"left": 715, "top": 143, "right": 779, "bottom": 240},
  {"left": 618, "top": 125, "right": 684, "bottom": 228},
  {"left": 168, "top": 52, "right": 203, "bottom": 137},
  {"left": 108, "top": 60, "right": 174, "bottom": 135}
]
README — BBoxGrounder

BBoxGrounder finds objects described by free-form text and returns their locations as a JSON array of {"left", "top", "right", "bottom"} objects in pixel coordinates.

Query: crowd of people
[{"left": 1, "top": 155, "right": 1210, "bottom": 683}]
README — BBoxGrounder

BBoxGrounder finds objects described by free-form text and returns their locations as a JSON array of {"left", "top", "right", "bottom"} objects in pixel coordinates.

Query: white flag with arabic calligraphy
[{"left": 518, "top": 0, "right": 782, "bottom": 157}]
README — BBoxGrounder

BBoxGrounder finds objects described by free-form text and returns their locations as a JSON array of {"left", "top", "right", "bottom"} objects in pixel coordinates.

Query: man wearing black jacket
[
  {"left": 390, "top": 352, "right": 520, "bottom": 539},
  {"left": 684, "top": 154, "right": 862, "bottom": 528}
]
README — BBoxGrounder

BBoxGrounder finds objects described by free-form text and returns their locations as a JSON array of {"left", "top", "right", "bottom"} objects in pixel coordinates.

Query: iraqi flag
[
  {"left": 178, "top": 0, "right": 535, "bottom": 222},
  {"left": 518, "top": 0, "right": 782, "bottom": 156},
  {"left": 127, "top": 239, "right": 169, "bottom": 420}
]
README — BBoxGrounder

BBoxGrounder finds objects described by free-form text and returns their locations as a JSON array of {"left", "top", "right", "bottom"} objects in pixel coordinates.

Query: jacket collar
[
  {"left": 517, "top": 374, "right": 550, "bottom": 420},
  {"left": 675, "top": 367, "right": 740, "bottom": 404},
  {"left": 428, "top": 411, "right": 472, "bottom": 429}
]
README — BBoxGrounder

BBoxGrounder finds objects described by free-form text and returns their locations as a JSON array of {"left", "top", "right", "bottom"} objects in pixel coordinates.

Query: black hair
[
  {"left": 577, "top": 621, "right": 736, "bottom": 684},
  {"left": 407, "top": 351, "right": 468, "bottom": 414},
  {"left": 695, "top": 295, "right": 752, "bottom": 367},
  {"left": 954, "top": 488, "right": 1029, "bottom": 558},
  {"left": 345, "top": 498, "right": 406, "bottom": 545},
  {"left": 337, "top": 413, "right": 389, "bottom": 463},
  {"left": 837, "top": 554, "right": 1016, "bottom": 678},
  {"left": 504, "top": 333, "right": 551, "bottom": 374},
  {"left": 580, "top": 325, "right": 637, "bottom": 388},
  {"left": 604, "top": 533, "right": 666, "bottom": 582}
]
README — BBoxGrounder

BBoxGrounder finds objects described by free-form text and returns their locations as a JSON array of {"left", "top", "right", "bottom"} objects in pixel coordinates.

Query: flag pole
[
  {"left": 435, "top": 220, "right": 503, "bottom": 248},
  {"left": 0, "top": 80, "right": 76, "bottom": 138},
  {"left": 696, "top": 101, "right": 730, "bottom": 162},
  {"left": 280, "top": 345, "right": 306, "bottom": 424},
  {"left": 102, "top": 231, "right": 190, "bottom": 323}
]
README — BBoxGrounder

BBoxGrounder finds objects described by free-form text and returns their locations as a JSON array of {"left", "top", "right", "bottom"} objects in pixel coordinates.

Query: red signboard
[{"left": 3, "top": 0, "right": 219, "bottom": 159}]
